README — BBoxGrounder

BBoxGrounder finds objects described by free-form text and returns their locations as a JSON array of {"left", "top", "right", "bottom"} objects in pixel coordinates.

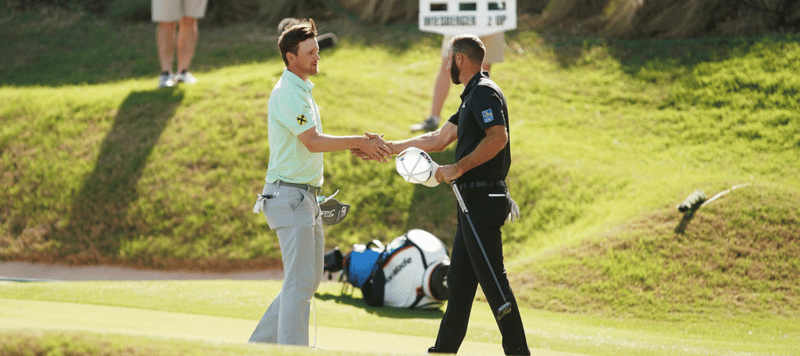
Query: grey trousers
[{"left": 249, "top": 182, "right": 324, "bottom": 346}]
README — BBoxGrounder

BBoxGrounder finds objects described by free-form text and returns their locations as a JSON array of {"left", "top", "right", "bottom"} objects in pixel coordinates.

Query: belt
[
  {"left": 274, "top": 180, "right": 321, "bottom": 196},
  {"left": 457, "top": 180, "right": 506, "bottom": 191}
]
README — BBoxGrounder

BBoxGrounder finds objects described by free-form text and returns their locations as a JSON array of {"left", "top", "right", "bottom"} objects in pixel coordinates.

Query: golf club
[{"left": 451, "top": 182, "right": 513, "bottom": 321}]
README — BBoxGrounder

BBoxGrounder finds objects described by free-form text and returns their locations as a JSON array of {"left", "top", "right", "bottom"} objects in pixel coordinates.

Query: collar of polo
[
  {"left": 460, "top": 70, "right": 489, "bottom": 99},
  {"left": 284, "top": 68, "right": 314, "bottom": 92}
]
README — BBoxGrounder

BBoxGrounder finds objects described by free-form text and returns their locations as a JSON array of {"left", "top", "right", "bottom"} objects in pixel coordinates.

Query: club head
[
  {"left": 496, "top": 302, "right": 513, "bottom": 321},
  {"left": 318, "top": 32, "right": 338, "bottom": 51}
]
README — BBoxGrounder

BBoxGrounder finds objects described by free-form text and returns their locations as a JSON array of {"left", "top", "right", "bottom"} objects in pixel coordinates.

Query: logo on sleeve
[
  {"left": 481, "top": 109, "right": 494, "bottom": 123},
  {"left": 297, "top": 114, "right": 307, "bottom": 125}
]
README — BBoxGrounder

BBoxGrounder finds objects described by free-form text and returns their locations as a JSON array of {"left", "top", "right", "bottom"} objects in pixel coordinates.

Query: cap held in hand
[{"left": 395, "top": 147, "right": 440, "bottom": 187}]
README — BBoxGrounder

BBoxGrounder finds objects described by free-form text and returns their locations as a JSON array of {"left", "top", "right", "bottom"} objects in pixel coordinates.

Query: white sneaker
[
  {"left": 175, "top": 70, "right": 197, "bottom": 84},
  {"left": 158, "top": 72, "right": 174, "bottom": 88}
]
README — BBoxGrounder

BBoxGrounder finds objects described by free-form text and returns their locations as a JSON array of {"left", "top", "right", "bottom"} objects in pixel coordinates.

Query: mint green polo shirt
[{"left": 265, "top": 68, "right": 324, "bottom": 187}]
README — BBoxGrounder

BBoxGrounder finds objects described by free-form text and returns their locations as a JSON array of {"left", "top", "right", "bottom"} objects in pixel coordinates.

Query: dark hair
[
  {"left": 278, "top": 19, "right": 317, "bottom": 66},
  {"left": 450, "top": 35, "right": 485, "bottom": 64}
]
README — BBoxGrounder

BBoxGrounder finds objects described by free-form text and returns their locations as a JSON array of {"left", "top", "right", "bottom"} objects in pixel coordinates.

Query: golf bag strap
[
  {"left": 405, "top": 238, "right": 433, "bottom": 310},
  {"left": 408, "top": 294, "right": 425, "bottom": 309},
  {"left": 413, "top": 243, "right": 428, "bottom": 268},
  {"left": 402, "top": 232, "right": 429, "bottom": 268}
]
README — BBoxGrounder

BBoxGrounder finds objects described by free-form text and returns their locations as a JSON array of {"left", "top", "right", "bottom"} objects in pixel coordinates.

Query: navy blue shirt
[{"left": 447, "top": 71, "right": 511, "bottom": 183}]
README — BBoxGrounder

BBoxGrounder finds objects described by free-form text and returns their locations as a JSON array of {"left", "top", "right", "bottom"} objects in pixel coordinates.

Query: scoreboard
[{"left": 418, "top": 0, "right": 517, "bottom": 37}]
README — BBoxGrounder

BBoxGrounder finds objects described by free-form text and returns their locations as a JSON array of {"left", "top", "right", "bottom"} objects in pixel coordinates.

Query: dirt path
[{"left": 0, "top": 261, "right": 283, "bottom": 281}]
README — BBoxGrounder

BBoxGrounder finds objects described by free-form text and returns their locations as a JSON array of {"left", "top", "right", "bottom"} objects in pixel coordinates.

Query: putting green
[{"left": 0, "top": 298, "right": 585, "bottom": 355}]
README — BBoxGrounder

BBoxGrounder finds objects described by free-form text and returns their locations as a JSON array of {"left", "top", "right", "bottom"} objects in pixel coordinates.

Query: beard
[{"left": 449, "top": 55, "right": 461, "bottom": 84}]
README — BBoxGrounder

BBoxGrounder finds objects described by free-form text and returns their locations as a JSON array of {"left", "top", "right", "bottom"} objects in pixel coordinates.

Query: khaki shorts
[
  {"left": 442, "top": 33, "right": 505, "bottom": 64},
  {"left": 152, "top": 0, "right": 208, "bottom": 22}
]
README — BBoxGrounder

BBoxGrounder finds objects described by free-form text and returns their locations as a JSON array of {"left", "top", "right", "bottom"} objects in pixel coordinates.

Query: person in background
[{"left": 152, "top": 0, "right": 207, "bottom": 88}]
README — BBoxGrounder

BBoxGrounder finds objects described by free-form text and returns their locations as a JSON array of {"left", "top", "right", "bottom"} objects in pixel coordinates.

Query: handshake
[
  {"left": 350, "top": 132, "right": 393, "bottom": 162},
  {"left": 351, "top": 139, "right": 522, "bottom": 222}
]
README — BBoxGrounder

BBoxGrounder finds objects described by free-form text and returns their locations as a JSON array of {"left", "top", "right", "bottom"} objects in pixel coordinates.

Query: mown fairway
[
  {"left": 2, "top": 280, "right": 797, "bottom": 355},
  {"left": 1, "top": 5, "right": 799, "bottom": 356}
]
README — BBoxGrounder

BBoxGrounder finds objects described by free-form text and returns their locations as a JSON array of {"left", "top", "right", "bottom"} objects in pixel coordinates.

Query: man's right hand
[{"left": 358, "top": 132, "right": 391, "bottom": 162}]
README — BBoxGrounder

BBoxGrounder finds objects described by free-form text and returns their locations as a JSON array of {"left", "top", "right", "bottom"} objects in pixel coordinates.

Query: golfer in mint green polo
[
  {"left": 264, "top": 66, "right": 324, "bottom": 187},
  {"left": 249, "top": 19, "right": 391, "bottom": 348}
]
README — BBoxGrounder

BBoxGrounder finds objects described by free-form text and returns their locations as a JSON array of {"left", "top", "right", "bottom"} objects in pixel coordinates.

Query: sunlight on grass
[
  {"left": 2, "top": 280, "right": 797, "bottom": 355},
  {"left": 2, "top": 13, "right": 800, "bottom": 354}
]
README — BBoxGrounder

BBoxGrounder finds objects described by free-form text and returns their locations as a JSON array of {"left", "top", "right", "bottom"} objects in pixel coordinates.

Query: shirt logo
[
  {"left": 481, "top": 109, "right": 494, "bottom": 123},
  {"left": 297, "top": 114, "right": 307, "bottom": 125}
]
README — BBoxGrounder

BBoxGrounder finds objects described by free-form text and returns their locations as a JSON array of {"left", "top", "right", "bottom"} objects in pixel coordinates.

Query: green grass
[
  {"left": 0, "top": 330, "right": 355, "bottom": 356},
  {"left": 0, "top": 331, "right": 278, "bottom": 356},
  {"left": 511, "top": 182, "right": 800, "bottom": 319},
  {"left": 2, "top": 3, "right": 800, "bottom": 345},
  {"left": 1, "top": 281, "right": 798, "bottom": 355}
]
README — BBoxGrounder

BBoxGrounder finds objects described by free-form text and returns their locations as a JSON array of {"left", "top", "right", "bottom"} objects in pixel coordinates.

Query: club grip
[{"left": 451, "top": 183, "right": 468, "bottom": 213}]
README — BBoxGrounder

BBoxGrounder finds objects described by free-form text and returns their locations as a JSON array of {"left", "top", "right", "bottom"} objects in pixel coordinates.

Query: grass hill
[
  {"left": 1, "top": 5, "right": 799, "bottom": 322},
  {"left": 511, "top": 182, "right": 800, "bottom": 319}
]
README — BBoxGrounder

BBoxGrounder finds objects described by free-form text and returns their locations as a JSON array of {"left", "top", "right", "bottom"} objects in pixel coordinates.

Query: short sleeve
[
  {"left": 272, "top": 90, "right": 316, "bottom": 135},
  {"left": 447, "top": 112, "right": 459, "bottom": 126},
  {"left": 469, "top": 86, "right": 505, "bottom": 130}
]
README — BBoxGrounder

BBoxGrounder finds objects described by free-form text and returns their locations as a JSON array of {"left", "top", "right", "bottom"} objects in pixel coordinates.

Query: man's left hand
[{"left": 435, "top": 164, "right": 461, "bottom": 184}]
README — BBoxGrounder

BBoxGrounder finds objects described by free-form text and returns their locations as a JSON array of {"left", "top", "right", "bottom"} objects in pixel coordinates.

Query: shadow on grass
[
  {"left": 316, "top": 289, "right": 445, "bottom": 320},
  {"left": 6, "top": 4, "right": 799, "bottom": 88},
  {"left": 60, "top": 88, "right": 184, "bottom": 261},
  {"left": 0, "top": 7, "right": 281, "bottom": 87},
  {"left": 674, "top": 210, "right": 697, "bottom": 234},
  {"left": 0, "top": 7, "right": 439, "bottom": 87}
]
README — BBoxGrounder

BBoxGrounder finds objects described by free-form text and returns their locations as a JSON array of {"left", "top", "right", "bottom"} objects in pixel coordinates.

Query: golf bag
[{"left": 323, "top": 229, "right": 450, "bottom": 310}]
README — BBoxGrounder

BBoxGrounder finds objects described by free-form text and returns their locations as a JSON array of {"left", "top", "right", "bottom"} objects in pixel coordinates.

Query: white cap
[{"left": 395, "top": 147, "right": 440, "bottom": 187}]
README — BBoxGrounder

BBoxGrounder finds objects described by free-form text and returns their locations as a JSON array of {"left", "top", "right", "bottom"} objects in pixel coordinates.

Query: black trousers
[{"left": 429, "top": 186, "right": 530, "bottom": 355}]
